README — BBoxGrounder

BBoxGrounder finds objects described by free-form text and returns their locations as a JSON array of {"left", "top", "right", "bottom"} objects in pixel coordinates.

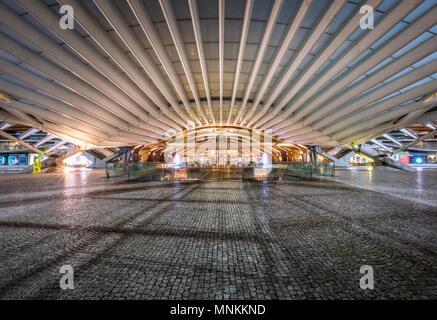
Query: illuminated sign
[
  {"left": 398, "top": 152, "right": 409, "bottom": 164},
  {"left": 8, "top": 155, "right": 18, "bottom": 165},
  {"left": 19, "top": 155, "right": 28, "bottom": 165},
  {"left": 423, "top": 92, "right": 437, "bottom": 104},
  {"left": 414, "top": 156, "right": 425, "bottom": 164}
]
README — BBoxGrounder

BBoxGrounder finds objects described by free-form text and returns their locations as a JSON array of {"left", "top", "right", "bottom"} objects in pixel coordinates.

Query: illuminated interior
[{"left": 130, "top": 126, "right": 310, "bottom": 165}]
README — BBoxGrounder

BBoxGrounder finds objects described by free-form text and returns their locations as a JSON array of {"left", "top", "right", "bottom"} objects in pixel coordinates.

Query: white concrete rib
[
  {"left": 299, "top": 79, "right": 437, "bottom": 143},
  {"left": 0, "top": 79, "right": 121, "bottom": 135},
  {"left": 158, "top": 0, "right": 209, "bottom": 125},
  {"left": 0, "top": 58, "right": 130, "bottom": 131},
  {"left": 110, "top": 0, "right": 201, "bottom": 126},
  {"left": 55, "top": 0, "right": 185, "bottom": 129},
  {"left": 0, "top": 0, "right": 434, "bottom": 149},
  {"left": 227, "top": 0, "right": 253, "bottom": 124},
  {"left": 250, "top": 0, "right": 350, "bottom": 128},
  {"left": 188, "top": 0, "right": 216, "bottom": 125},
  {"left": 274, "top": 3, "right": 437, "bottom": 135},
  {"left": 282, "top": 61, "right": 437, "bottom": 142},
  {"left": 241, "top": 0, "right": 313, "bottom": 125},
  {"left": 277, "top": 35, "right": 437, "bottom": 138},
  {"left": 219, "top": 0, "right": 225, "bottom": 125},
  {"left": 259, "top": 0, "right": 424, "bottom": 130},
  {"left": 0, "top": 33, "right": 161, "bottom": 132},
  {"left": 12, "top": 0, "right": 177, "bottom": 132},
  {"left": 249, "top": 0, "right": 384, "bottom": 127},
  {"left": 0, "top": 60, "right": 166, "bottom": 143},
  {"left": 234, "top": 0, "right": 284, "bottom": 125},
  {"left": 8, "top": 100, "right": 112, "bottom": 141},
  {"left": 58, "top": 0, "right": 184, "bottom": 129}
]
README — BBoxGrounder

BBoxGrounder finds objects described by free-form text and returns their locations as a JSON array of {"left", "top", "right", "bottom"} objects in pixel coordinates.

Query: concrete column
[{"left": 310, "top": 146, "right": 321, "bottom": 165}]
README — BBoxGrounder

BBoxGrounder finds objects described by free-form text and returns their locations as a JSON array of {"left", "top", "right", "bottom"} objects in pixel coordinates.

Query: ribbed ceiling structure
[{"left": 0, "top": 0, "right": 436, "bottom": 148}]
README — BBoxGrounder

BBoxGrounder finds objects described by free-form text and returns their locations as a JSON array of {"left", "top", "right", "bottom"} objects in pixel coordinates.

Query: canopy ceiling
[{"left": 0, "top": 0, "right": 436, "bottom": 148}]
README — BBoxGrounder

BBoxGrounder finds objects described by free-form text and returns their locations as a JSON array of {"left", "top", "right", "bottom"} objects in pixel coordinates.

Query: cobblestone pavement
[
  {"left": 0, "top": 168, "right": 436, "bottom": 299},
  {"left": 328, "top": 167, "right": 437, "bottom": 207}
]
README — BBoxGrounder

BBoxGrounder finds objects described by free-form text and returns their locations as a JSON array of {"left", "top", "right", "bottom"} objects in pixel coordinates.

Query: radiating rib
[
  {"left": 273, "top": 3, "right": 437, "bottom": 134},
  {"left": 241, "top": 0, "right": 313, "bottom": 125},
  {"left": 158, "top": 0, "right": 209, "bottom": 125},
  {"left": 188, "top": 0, "right": 216, "bottom": 125},
  {"left": 233, "top": 0, "right": 284, "bottom": 125},
  {"left": 259, "top": 0, "right": 424, "bottom": 129},
  {"left": 227, "top": 0, "right": 253, "bottom": 124},
  {"left": 219, "top": 0, "right": 225, "bottom": 125},
  {"left": 109, "top": 0, "right": 201, "bottom": 125},
  {"left": 251, "top": 0, "right": 349, "bottom": 128},
  {"left": 13, "top": 0, "right": 180, "bottom": 130},
  {"left": 277, "top": 34, "right": 437, "bottom": 138}
]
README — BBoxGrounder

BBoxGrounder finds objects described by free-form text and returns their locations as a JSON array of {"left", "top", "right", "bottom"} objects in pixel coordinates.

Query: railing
[
  {"left": 282, "top": 163, "right": 314, "bottom": 180},
  {"left": 106, "top": 163, "right": 128, "bottom": 177},
  {"left": 129, "top": 163, "right": 209, "bottom": 181},
  {"left": 243, "top": 163, "right": 289, "bottom": 181},
  {"left": 108, "top": 162, "right": 335, "bottom": 181},
  {"left": 312, "top": 162, "right": 335, "bottom": 177}
]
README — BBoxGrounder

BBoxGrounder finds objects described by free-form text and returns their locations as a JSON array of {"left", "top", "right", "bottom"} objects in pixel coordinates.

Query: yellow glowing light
[
  {"left": 0, "top": 93, "right": 11, "bottom": 102},
  {"left": 423, "top": 92, "right": 437, "bottom": 104}
]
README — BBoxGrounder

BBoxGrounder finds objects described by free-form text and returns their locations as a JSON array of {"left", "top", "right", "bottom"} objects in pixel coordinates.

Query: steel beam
[
  {"left": 7, "top": 1, "right": 172, "bottom": 131},
  {"left": 0, "top": 33, "right": 168, "bottom": 133},
  {"left": 0, "top": 58, "right": 130, "bottom": 131},
  {"left": 301, "top": 35, "right": 437, "bottom": 127},
  {"left": 400, "top": 128, "right": 419, "bottom": 139},
  {"left": 19, "top": 128, "right": 39, "bottom": 140},
  {"left": 249, "top": 0, "right": 351, "bottom": 126},
  {"left": 279, "top": 62, "right": 437, "bottom": 140},
  {"left": 392, "top": 129, "right": 437, "bottom": 154},
  {"left": 8, "top": 100, "right": 111, "bottom": 140},
  {"left": 370, "top": 139, "right": 393, "bottom": 152},
  {"left": 0, "top": 78, "right": 120, "bottom": 135},
  {"left": 0, "top": 122, "right": 13, "bottom": 130},
  {"left": 382, "top": 134, "right": 403, "bottom": 147},
  {"left": 0, "top": 129, "right": 46, "bottom": 156},
  {"left": 45, "top": 140, "right": 68, "bottom": 154},
  {"left": 425, "top": 123, "right": 436, "bottom": 130},
  {"left": 34, "top": 134, "right": 55, "bottom": 148},
  {"left": 355, "top": 144, "right": 414, "bottom": 172}
]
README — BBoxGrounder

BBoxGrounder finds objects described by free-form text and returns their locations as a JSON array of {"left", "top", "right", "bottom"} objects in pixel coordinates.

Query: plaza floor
[{"left": 0, "top": 168, "right": 436, "bottom": 299}]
